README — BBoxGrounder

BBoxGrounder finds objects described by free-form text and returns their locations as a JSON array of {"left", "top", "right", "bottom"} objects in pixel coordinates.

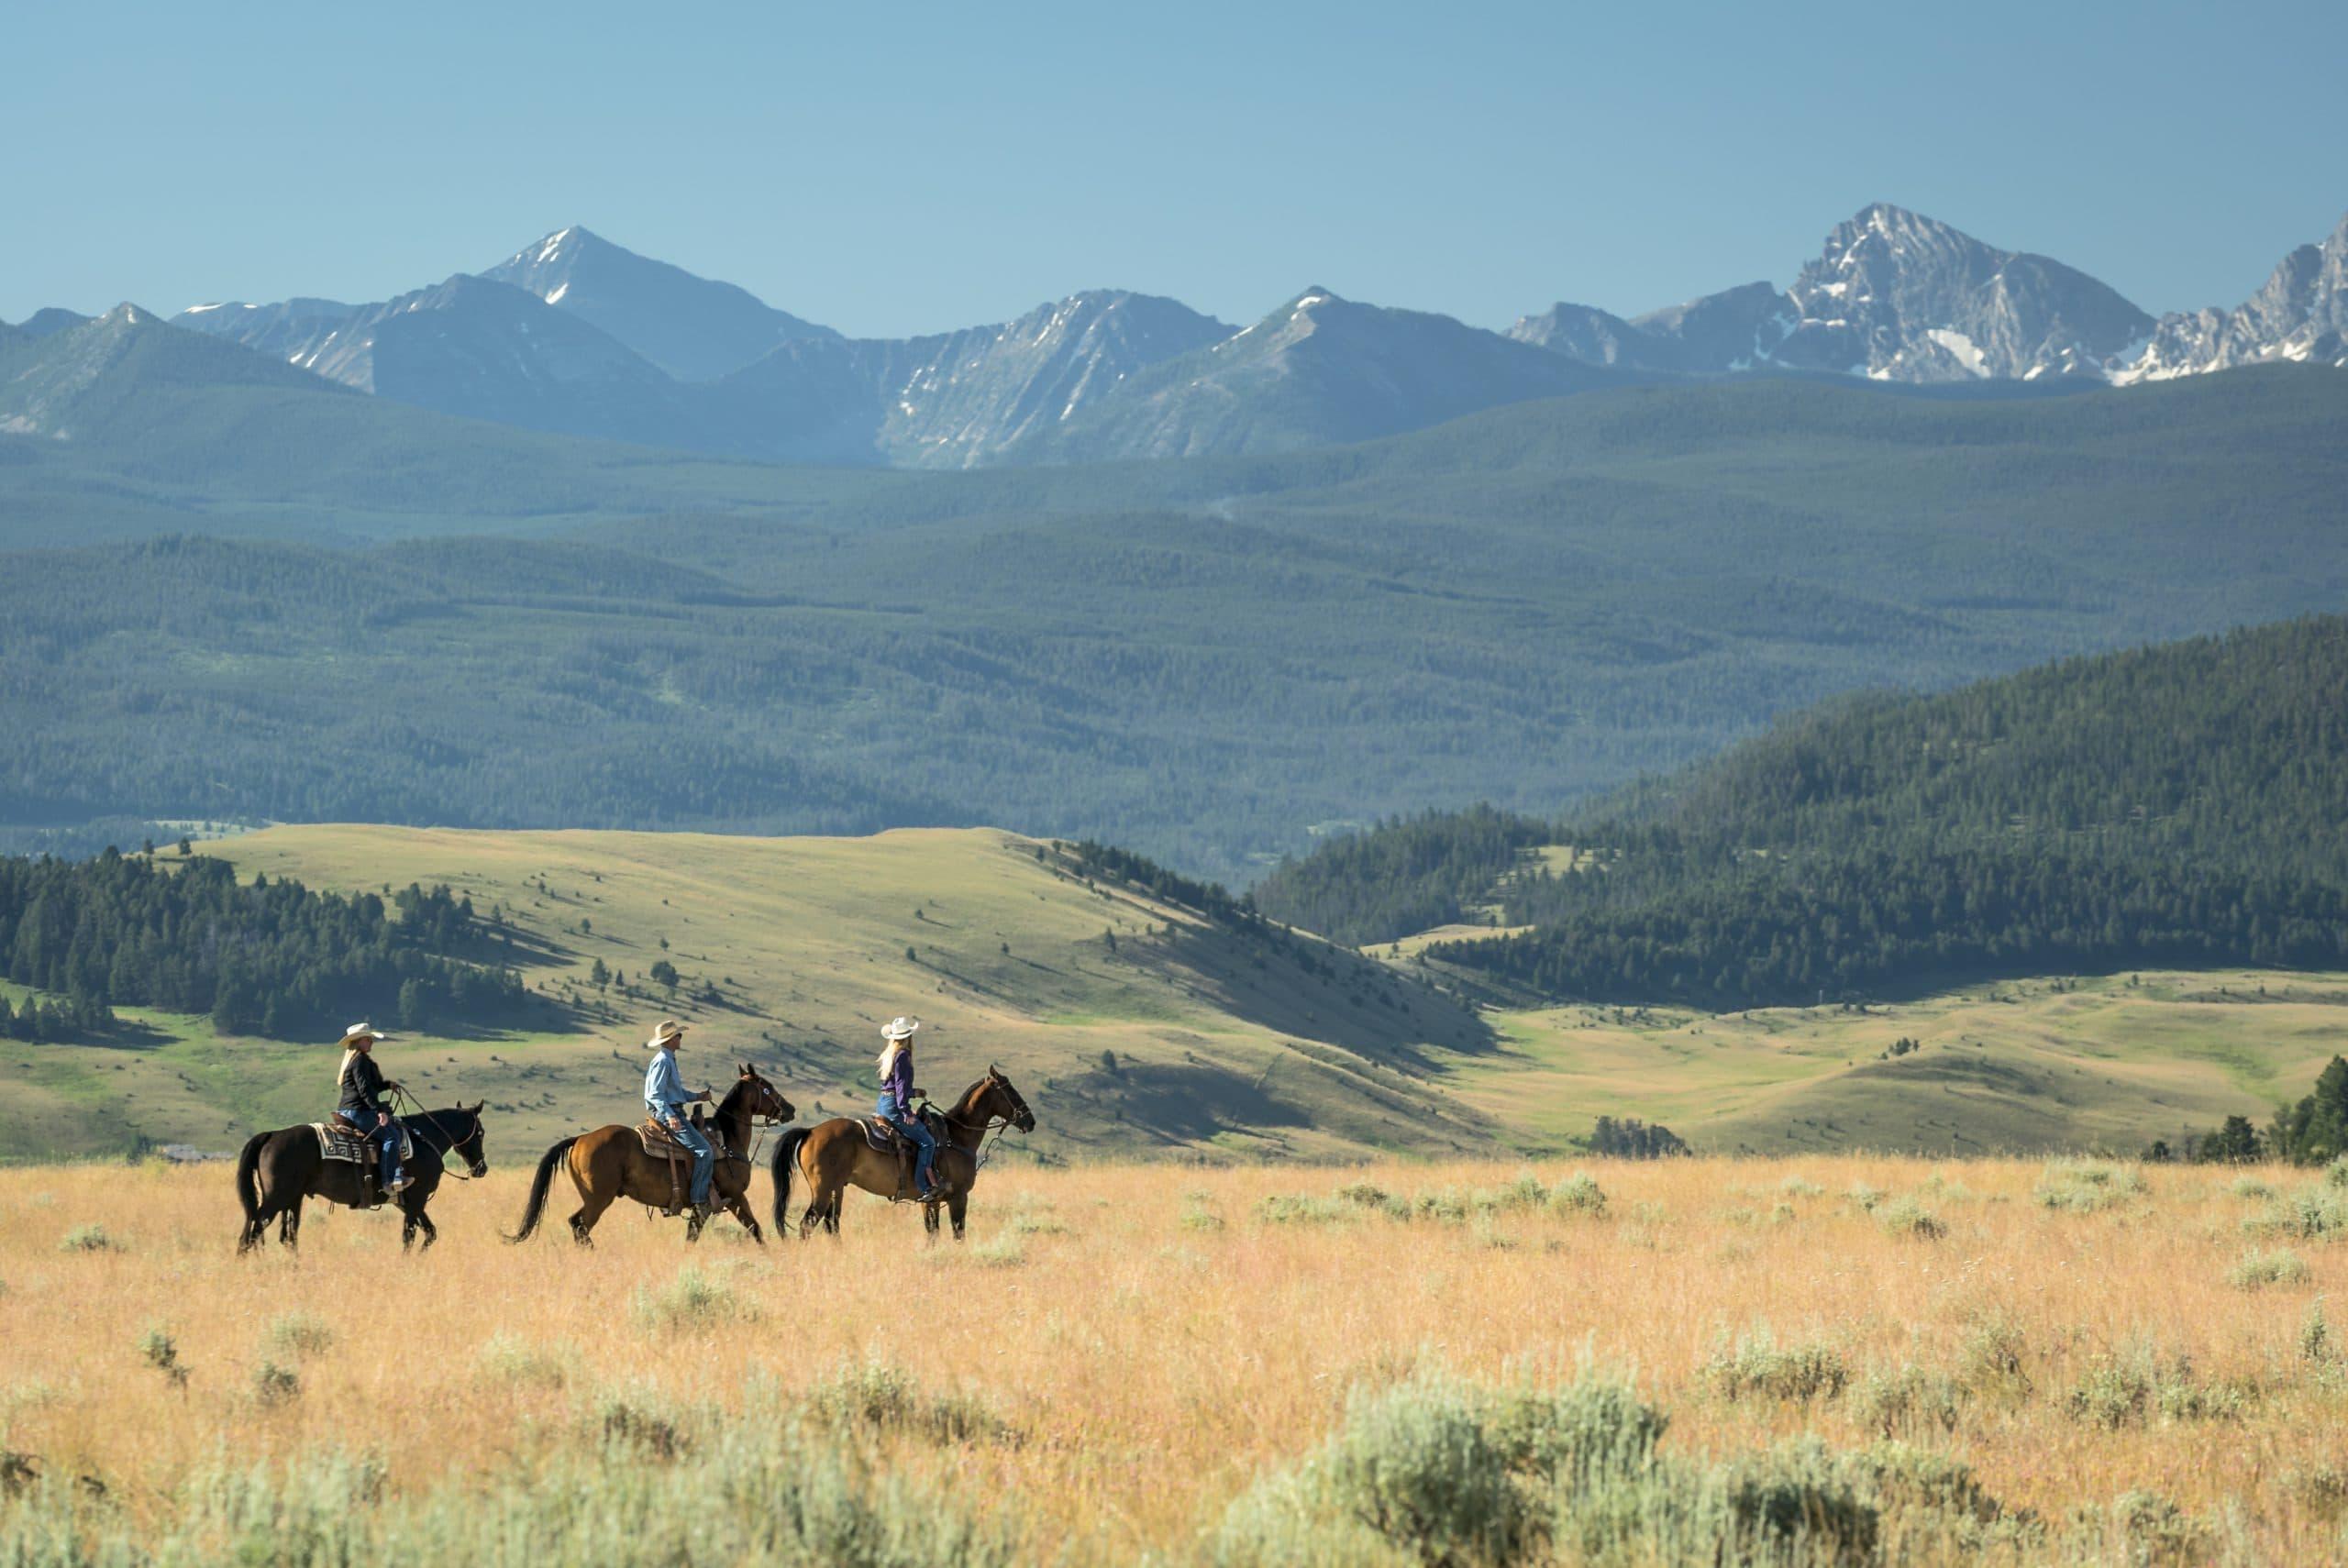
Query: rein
[
  {"left": 717, "top": 1081, "right": 788, "bottom": 1167},
  {"left": 391, "top": 1091, "right": 485, "bottom": 1178},
  {"left": 925, "top": 1093, "right": 1022, "bottom": 1176}
]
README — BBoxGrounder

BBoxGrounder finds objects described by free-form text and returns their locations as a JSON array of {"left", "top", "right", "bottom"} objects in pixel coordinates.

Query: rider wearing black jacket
[{"left": 334, "top": 1023, "right": 408, "bottom": 1194}]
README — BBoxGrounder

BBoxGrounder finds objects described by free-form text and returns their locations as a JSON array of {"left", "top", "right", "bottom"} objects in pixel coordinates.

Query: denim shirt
[{"left": 644, "top": 1049, "right": 691, "bottom": 1119}]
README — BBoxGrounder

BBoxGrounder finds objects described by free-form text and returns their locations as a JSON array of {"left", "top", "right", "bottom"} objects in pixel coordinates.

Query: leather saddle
[
  {"left": 639, "top": 1110, "right": 747, "bottom": 1165},
  {"left": 311, "top": 1120, "right": 410, "bottom": 1209},
  {"left": 639, "top": 1116, "right": 694, "bottom": 1162},
  {"left": 864, "top": 1112, "right": 945, "bottom": 1202}
]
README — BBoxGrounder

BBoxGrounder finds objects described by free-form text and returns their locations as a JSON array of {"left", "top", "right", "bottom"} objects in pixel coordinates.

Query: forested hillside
[
  {"left": 1272, "top": 618, "right": 2348, "bottom": 1005},
  {"left": 1254, "top": 808, "right": 1551, "bottom": 945},
  {"left": 0, "top": 847, "right": 534, "bottom": 1041},
  {"left": 6, "top": 370, "right": 2348, "bottom": 878}
]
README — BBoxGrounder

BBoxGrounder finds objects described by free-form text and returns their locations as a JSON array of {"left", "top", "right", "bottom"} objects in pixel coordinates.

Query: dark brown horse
[
  {"left": 236, "top": 1104, "right": 488, "bottom": 1253},
  {"left": 770, "top": 1067, "right": 1034, "bottom": 1241},
  {"left": 507, "top": 1063, "right": 792, "bottom": 1245}
]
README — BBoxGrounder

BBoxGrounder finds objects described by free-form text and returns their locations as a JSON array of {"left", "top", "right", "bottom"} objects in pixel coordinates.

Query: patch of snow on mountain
[{"left": 1925, "top": 328, "right": 1989, "bottom": 377}]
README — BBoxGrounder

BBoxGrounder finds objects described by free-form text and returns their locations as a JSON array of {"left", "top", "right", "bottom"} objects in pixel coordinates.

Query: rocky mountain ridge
[{"left": 7, "top": 204, "right": 2335, "bottom": 467}]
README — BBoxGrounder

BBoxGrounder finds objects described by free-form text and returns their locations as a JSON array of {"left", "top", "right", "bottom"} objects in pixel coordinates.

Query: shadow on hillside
[
  {"left": 1136, "top": 922, "right": 1498, "bottom": 1066},
  {"left": 470, "top": 926, "right": 577, "bottom": 972},
  {"left": 1094, "top": 1061, "right": 1309, "bottom": 1142}
]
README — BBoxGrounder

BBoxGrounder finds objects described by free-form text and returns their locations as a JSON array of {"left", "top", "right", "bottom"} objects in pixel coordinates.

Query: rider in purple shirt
[{"left": 876, "top": 1016, "right": 943, "bottom": 1199}]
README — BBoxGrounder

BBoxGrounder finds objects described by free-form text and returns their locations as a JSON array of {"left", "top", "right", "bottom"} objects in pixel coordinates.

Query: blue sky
[{"left": 8, "top": 0, "right": 2342, "bottom": 337}]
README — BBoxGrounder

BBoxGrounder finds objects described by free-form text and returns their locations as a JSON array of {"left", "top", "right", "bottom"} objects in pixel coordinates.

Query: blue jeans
[
  {"left": 876, "top": 1094, "right": 937, "bottom": 1190},
  {"left": 363, "top": 1114, "right": 404, "bottom": 1191},
  {"left": 666, "top": 1119, "right": 715, "bottom": 1206}
]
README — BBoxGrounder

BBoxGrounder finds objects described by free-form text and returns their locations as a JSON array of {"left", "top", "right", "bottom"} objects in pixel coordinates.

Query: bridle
[
  {"left": 724, "top": 1075, "right": 792, "bottom": 1168},
  {"left": 393, "top": 1093, "right": 488, "bottom": 1179},
  {"left": 925, "top": 1076, "right": 1031, "bottom": 1176}
]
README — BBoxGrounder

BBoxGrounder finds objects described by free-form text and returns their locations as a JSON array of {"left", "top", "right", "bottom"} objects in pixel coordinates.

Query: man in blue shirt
[{"left": 643, "top": 1019, "right": 715, "bottom": 1218}]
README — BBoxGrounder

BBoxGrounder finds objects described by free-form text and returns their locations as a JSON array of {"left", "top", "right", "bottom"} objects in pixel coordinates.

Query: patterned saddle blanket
[{"left": 311, "top": 1122, "right": 412, "bottom": 1165}]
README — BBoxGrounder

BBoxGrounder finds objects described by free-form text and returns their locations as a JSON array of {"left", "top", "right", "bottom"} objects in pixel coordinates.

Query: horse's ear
[{"left": 990, "top": 1061, "right": 1002, "bottom": 1078}]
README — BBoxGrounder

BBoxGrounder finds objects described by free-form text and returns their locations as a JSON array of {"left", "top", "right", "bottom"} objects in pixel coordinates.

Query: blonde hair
[
  {"left": 877, "top": 1039, "right": 908, "bottom": 1079},
  {"left": 337, "top": 1047, "right": 364, "bottom": 1086}
]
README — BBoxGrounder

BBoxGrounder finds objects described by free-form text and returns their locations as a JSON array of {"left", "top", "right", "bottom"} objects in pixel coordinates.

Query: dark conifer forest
[
  {"left": 1260, "top": 616, "right": 2348, "bottom": 1007},
  {"left": 0, "top": 849, "right": 533, "bottom": 1042}
]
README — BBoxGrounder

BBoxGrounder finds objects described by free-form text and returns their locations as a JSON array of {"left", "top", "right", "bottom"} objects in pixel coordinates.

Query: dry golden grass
[{"left": 2, "top": 1154, "right": 2344, "bottom": 1562}]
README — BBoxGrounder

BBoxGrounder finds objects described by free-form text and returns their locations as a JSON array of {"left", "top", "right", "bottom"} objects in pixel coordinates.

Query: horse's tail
[
  {"left": 235, "top": 1131, "right": 268, "bottom": 1232},
  {"left": 506, "top": 1136, "right": 579, "bottom": 1242},
  {"left": 770, "top": 1125, "right": 811, "bottom": 1235}
]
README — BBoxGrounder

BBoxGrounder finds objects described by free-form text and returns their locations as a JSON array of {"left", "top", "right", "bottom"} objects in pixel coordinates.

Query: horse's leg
[
  {"left": 566, "top": 1138, "right": 615, "bottom": 1246},
  {"left": 281, "top": 1197, "right": 304, "bottom": 1251},
  {"left": 797, "top": 1171, "right": 830, "bottom": 1240},
  {"left": 240, "top": 1186, "right": 275, "bottom": 1254},
  {"left": 401, "top": 1189, "right": 437, "bottom": 1252},
  {"left": 723, "top": 1191, "right": 763, "bottom": 1244},
  {"left": 947, "top": 1190, "right": 969, "bottom": 1242},
  {"left": 924, "top": 1202, "right": 940, "bottom": 1240}
]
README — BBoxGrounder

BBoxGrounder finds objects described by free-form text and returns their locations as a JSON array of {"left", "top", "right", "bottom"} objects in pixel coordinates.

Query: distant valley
[{"left": 4, "top": 363, "right": 2344, "bottom": 878}]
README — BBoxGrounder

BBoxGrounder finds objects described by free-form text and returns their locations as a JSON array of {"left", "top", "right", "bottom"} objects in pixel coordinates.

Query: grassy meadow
[
  {"left": 2, "top": 1155, "right": 2345, "bottom": 1563},
  {"left": 1439, "top": 970, "right": 2348, "bottom": 1157}
]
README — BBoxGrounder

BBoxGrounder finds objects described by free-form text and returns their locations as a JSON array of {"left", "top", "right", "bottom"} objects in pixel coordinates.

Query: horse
[
  {"left": 506, "top": 1063, "right": 792, "bottom": 1246},
  {"left": 770, "top": 1066, "right": 1034, "bottom": 1242},
  {"left": 235, "top": 1103, "right": 488, "bottom": 1253}
]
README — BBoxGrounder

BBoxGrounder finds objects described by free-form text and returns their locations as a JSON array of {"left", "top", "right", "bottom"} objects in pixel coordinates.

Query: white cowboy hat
[
  {"left": 881, "top": 1016, "right": 920, "bottom": 1042},
  {"left": 647, "top": 1019, "right": 687, "bottom": 1049},
  {"left": 336, "top": 1022, "right": 386, "bottom": 1049}
]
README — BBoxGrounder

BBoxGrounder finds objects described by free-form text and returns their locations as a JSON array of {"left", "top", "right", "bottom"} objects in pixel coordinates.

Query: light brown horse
[
  {"left": 770, "top": 1067, "right": 1034, "bottom": 1241},
  {"left": 507, "top": 1063, "right": 792, "bottom": 1245}
]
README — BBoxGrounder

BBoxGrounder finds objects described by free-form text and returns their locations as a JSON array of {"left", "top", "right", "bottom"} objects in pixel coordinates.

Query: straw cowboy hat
[
  {"left": 881, "top": 1016, "right": 920, "bottom": 1042},
  {"left": 647, "top": 1019, "right": 687, "bottom": 1050},
  {"left": 336, "top": 1022, "right": 387, "bottom": 1049}
]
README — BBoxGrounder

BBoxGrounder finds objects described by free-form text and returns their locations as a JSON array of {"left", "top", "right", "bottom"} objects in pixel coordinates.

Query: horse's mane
[
  {"left": 718, "top": 1075, "right": 761, "bottom": 1115},
  {"left": 396, "top": 1105, "right": 478, "bottom": 1155}
]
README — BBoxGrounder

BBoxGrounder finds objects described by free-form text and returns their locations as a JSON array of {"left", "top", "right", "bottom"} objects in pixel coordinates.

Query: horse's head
[
  {"left": 737, "top": 1062, "right": 795, "bottom": 1123},
  {"left": 451, "top": 1101, "right": 489, "bottom": 1177},
  {"left": 983, "top": 1064, "right": 1036, "bottom": 1134}
]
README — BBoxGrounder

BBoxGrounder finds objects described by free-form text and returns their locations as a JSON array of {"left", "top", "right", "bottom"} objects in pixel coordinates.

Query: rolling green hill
[
  {"left": 1, "top": 824, "right": 2338, "bottom": 1163},
  {"left": 1435, "top": 968, "right": 2348, "bottom": 1156},
  {"left": 1262, "top": 616, "right": 2348, "bottom": 1006},
  {"left": 6, "top": 369, "right": 2348, "bottom": 878},
  {"left": 0, "top": 825, "right": 1495, "bottom": 1164}
]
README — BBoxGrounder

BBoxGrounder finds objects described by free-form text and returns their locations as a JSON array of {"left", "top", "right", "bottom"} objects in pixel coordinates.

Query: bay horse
[
  {"left": 235, "top": 1103, "right": 488, "bottom": 1253},
  {"left": 506, "top": 1063, "right": 792, "bottom": 1246},
  {"left": 770, "top": 1066, "right": 1034, "bottom": 1242}
]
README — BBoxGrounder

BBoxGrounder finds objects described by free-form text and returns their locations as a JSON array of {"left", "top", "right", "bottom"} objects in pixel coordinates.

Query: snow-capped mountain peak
[
  {"left": 2111, "top": 210, "right": 2348, "bottom": 383},
  {"left": 482, "top": 226, "right": 836, "bottom": 380}
]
